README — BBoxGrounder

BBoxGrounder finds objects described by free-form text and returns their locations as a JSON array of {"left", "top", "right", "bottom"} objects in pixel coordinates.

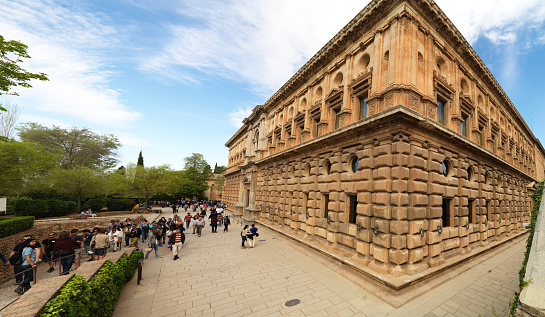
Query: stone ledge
[
  {"left": 256, "top": 220, "right": 528, "bottom": 307},
  {"left": 2, "top": 248, "right": 136, "bottom": 317}
]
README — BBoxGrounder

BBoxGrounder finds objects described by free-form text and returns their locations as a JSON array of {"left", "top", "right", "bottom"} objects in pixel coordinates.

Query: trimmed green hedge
[
  {"left": 0, "top": 216, "right": 34, "bottom": 239},
  {"left": 11, "top": 197, "right": 75, "bottom": 218},
  {"left": 40, "top": 251, "right": 144, "bottom": 317},
  {"left": 105, "top": 198, "right": 135, "bottom": 212},
  {"left": 509, "top": 181, "right": 544, "bottom": 315}
]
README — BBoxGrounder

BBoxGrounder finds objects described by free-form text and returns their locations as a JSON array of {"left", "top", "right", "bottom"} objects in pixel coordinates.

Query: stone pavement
[{"left": 114, "top": 211, "right": 526, "bottom": 317}]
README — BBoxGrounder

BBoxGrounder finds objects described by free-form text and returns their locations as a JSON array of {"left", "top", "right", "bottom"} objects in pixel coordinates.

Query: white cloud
[
  {"left": 140, "top": 0, "right": 545, "bottom": 100},
  {"left": 228, "top": 106, "right": 253, "bottom": 128},
  {"left": 0, "top": 0, "right": 142, "bottom": 126}
]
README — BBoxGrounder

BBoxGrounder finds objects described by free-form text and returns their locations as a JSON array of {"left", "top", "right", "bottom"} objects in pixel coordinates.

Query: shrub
[
  {"left": 0, "top": 216, "right": 34, "bottom": 238},
  {"left": 13, "top": 197, "right": 49, "bottom": 217},
  {"left": 47, "top": 200, "right": 76, "bottom": 217},
  {"left": 82, "top": 197, "right": 107, "bottom": 212},
  {"left": 11, "top": 197, "right": 75, "bottom": 218},
  {"left": 105, "top": 198, "right": 135, "bottom": 212},
  {"left": 40, "top": 251, "right": 144, "bottom": 317}
]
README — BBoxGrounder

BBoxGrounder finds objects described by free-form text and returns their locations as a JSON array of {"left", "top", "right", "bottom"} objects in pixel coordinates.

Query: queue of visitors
[{"left": 7, "top": 199, "right": 246, "bottom": 296}]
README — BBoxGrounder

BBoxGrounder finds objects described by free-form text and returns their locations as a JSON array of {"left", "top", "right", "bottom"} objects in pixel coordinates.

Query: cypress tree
[{"left": 137, "top": 150, "right": 144, "bottom": 166}]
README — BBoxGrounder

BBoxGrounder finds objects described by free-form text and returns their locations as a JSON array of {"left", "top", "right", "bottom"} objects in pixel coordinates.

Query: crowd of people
[{"left": 4, "top": 199, "right": 260, "bottom": 296}]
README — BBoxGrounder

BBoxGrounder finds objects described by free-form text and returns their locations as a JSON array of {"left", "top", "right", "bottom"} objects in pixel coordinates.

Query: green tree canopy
[
  {"left": 0, "top": 140, "right": 58, "bottom": 196},
  {"left": 18, "top": 123, "right": 121, "bottom": 169},
  {"left": 49, "top": 166, "right": 105, "bottom": 212},
  {"left": 169, "top": 153, "right": 212, "bottom": 199},
  {"left": 125, "top": 164, "right": 172, "bottom": 208},
  {"left": 0, "top": 35, "right": 49, "bottom": 96}
]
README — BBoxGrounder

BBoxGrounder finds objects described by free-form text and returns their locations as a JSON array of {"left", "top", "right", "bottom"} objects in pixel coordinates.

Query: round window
[
  {"left": 351, "top": 157, "right": 359, "bottom": 173},
  {"left": 442, "top": 161, "right": 449, "bottom": 177}
]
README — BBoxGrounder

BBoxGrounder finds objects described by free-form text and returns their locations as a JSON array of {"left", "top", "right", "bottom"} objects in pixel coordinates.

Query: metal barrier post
[
  {"left": 137, "top": 259, "right": 143, "bottom": 285},
  {"left": 33, "top": 266, "right": 37, "bottom": 285}
]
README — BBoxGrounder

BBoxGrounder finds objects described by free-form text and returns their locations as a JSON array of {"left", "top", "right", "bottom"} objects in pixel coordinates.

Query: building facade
[{"left": 224, "top": 0, "right": 545, "bottom": 279}]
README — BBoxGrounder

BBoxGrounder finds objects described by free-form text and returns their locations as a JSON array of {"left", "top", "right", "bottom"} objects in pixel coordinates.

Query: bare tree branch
[{"left": 0, "top": 102, "right": 21, "bottom": 139}]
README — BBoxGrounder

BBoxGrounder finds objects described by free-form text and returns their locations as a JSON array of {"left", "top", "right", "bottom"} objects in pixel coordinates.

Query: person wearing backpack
[
  {"left": 10, "top": 235, "right": 41, "bottom": 285},
  {"left": 13, "top": 238, "right": 37, "bottom": 295}
]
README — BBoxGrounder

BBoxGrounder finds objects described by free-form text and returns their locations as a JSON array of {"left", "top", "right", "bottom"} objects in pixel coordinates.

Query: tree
[
  {"left": 0, "top": 141, "right": 58, "bottom": 196},
  {"left": 137, "top": 150, "right": 144, "bottom": 166},
  {"left": 18, "top": 123, "right": 121, "bottom": 169},
  {"left": 0, "top": 103, "right": 21, "bottom": 140},
  {"left": 214, "top": 174, "right": 225, "bottom": 193},
  {"left": 214, "top": 164, "right": 227, "bottom": 174},
  {"left": 49, "top": 166, "right": 105, "bottom": 212},
  {"left": 125, "top": 164, "right": 171, "bottom": 209},
  {"left": 0, "top": 35, "right": 49, "bottom": 96},
  {"left": 173, "top": 153, "right": 212, "bottom": 199}
]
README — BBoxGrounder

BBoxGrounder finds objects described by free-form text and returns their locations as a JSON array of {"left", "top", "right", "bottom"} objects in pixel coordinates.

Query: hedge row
[
  {"left": 0, "top": 216, "right": 35, "bottom": 239},
  {"left": 509, "top": 180, "right": 544, "bottom": 315},
  {"left": 11, "top": 198, "right": 76, "bottom": 218},
  {"left": 83, "top": 198, "right": 135, "bottom": 212},
  {"left": 40, "top": 251, "right": 144, "bottom": 317}
]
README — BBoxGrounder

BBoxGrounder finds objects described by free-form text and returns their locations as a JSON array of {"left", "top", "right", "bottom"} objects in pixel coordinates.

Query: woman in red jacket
[{"left": 53, "top": 231, "right": 81, "bottom": 275}]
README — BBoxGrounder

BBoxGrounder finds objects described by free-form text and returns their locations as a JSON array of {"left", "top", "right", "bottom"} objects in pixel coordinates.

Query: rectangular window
[
  {"left": 461, "top": 113, "right": 468, "bottom": 137},
  {"left": 492, "top": 135, "right": 496, "bottom": 152},
  {"left": 478, "top": 126, "right": 484, "bottom": 146},
  {"left": 303, "top": 193, "right": 308, "bottom": 216},
  {"left": 437, "top": 97, "right": 446, "bottom": 125},
  {"left": 442, "top": 198, "right": 451, "bottom": 227},
  {"left": 322, "top": 194, "right": 329, "bottom": 218},
  {"left": 334, "top": 109, "right": 340, "bottom": 130},
  {"left": 486, "top": 200, "right": 491, "bottom": 223},
  {"left": 349, "top": 195, "right": 358, "bottom": 224},
  {"left": 468, "top": 199, "right": 474, "bottom": 223},
  {"left": 314, "top": 118, "right": 320, "bottom": 137},
  {"left": 358, "top": 92, "right": 368, "bottom": 120}
]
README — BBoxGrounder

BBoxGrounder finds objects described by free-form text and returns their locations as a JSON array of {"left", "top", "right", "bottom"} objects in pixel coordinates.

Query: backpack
[{"left": 9, "top": 248, "right": 23, "bottom": 266}]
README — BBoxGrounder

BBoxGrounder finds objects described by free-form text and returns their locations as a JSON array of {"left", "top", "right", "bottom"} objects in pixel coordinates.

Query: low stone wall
[
  {"left": 517, "top": 196, "right": 545, "bottom": 316},
  {"left": 0, "top": 216, "right": 145, "bottom": 284},
  {"left": 2, "top": 248, "right": 136, "bottom": 317}
]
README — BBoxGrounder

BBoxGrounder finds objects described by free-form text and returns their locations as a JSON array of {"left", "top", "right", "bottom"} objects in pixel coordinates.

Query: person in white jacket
[{"left": 114, "top": 226, "right": 124, "bottom": 251}]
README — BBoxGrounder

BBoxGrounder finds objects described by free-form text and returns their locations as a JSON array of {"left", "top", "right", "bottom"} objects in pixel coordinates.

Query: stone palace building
[{"left": 224, "top": 0, "right": 545, "bottom": 282}]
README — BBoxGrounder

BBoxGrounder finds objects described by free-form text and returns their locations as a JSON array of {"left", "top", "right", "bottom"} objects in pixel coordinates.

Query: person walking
[
  {"left": 169, "top": 228, "right": 185, "bottom": 260},
  {"left": 13, "top": 238, "right": 37, "bottom": 295},
  {"left": 248, "top": 224, "right": 259, "bottom": 248},
  {"left": 209, "top": 211, "right": 218, "bottom": 233},
  {"left": 241, "top": 225, "right": 251, "bottom": 249},
  {"left": 53, "top": 231, "right": 81, "bottom": 275},
  {"left": 145, "top": 229, "right": 162, "bottom": 259},
  {"left": 191, "top": 214, "right": 199, "bottom": 234},
  {"left": 184, "top": 213, "right": 192, "bottom": 229},
  {"left": 195, "top": 217, "right": 206, "bottom": 237},
  {"left": 223, "top": 216, "right": 231, "bottom": 232}
]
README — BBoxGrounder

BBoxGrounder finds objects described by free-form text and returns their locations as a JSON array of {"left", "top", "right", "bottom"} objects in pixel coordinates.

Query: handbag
[
  {"left": 144, "top": 247, "right": 153, "bottom": 252},
  {"left": 255, "top": 233, "right": 259, "bottom": 237},
  {"left": 57, "top": 249, "right": 72, "bottom": 257}
]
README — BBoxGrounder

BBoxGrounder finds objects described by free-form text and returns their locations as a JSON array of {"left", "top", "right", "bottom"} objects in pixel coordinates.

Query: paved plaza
[{"left": 113, "top": 210, "right": 526, "bottom": 317}]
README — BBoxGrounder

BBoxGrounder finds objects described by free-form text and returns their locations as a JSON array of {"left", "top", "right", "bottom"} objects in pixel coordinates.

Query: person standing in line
[
  {"left": 13, "top": 238, "right": 37, "bottom": 295},
  {"left": 53, "top": 231, "right": 81, "bottom": 275},
  {"left": 11, "top": 235, "right": 41, "bottom": 285},
  {"left": 223, "top": 216, "right": 231, "bottom": 232},
  {"left": 129, "top": 224, "right": 142, "bottom": 250},
  {"left": 169, "top": 228, "right": 185, "bottom": 260},
  {"left": 145, "top": 229, "right": 162, "bottom": 259},
  {"left": 241, "top": 225, "right": 251, "bottom": 249},
  {"left": 114, "top": 226, "right": 123, "bottom": 251},
  {"left": 82, "top": 229, "right": 93, "bottom": 261},
  {"left": 248, "top": 224, "right": 258, "bottom": 248},
  {"left": 70, "top": 229, "right": 84, "bottom": 269},
  {"left": 91, "top": 228, "right": 109, "bottom": 260},
  {"left": 141, "top": 219, "right": 149, "bottom": 243},
  {"left": 195, "top": 217, "right": 205, "bottom": 237},
  {"left": 123, "top": 220, "right": 132, "bottom": 247},
  {"left": 42, "top": 232, "right": 56, "bottom": 273}
]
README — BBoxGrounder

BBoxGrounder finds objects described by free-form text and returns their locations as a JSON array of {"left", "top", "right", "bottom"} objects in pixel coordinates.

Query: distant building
[
  {"left": 204, "top": 174, "right": 223, "bottom": 201},
  {"left": 224, "top": 0, "right": 545, "bottom": 278}
]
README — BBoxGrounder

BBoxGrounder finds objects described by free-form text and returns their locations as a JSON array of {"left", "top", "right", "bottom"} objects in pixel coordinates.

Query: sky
[{"left": 1, "top": 0, "right": 545, "bottom": 170}]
